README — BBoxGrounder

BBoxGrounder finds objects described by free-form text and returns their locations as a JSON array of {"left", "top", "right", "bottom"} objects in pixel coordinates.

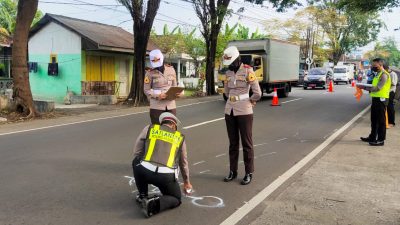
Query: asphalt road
[{"left": 0, "top": 85, "right": 370, "bottom": 225}]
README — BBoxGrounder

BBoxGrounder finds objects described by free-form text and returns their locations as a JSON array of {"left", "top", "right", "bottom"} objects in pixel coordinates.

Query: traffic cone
[
  {"left": 271, "top": 88, "right": 280, "bottom": 106},
  {"left": 351, "top": 80, "right": 355, "bottom": 87},
  {"left": 328, "top": 80, "right": 334, "bottom": 92}
]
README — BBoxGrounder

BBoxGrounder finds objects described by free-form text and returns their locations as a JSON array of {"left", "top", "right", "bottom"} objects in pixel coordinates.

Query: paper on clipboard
[
  {"left": 165, "top": 87, "right": 184, "bottom": 100},
  {"left": 356, "top": 83, "right": 373, "bottom": 88}
]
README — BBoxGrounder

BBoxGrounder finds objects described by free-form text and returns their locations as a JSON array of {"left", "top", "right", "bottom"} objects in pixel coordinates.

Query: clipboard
[{"left": 165, "top": 87, "right": 184, "bottom": 100}]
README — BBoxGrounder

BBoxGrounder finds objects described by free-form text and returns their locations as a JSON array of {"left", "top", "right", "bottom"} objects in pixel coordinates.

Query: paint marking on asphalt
[
  {"left": 0, "top": 99, "right": 221, "bottom": 136},
  {"left": 199, "top": 170, "right": 211, "bottom": 174},
  {"left": 323, "top": 92, "right": 329, "bottom": 95},
  {"left": 276, "top": 138, "right": 288, "bottom": 142},
  {"left": 281, "top": 98, "right": 302, "bottom": 104},
  {"left": 183, "top": 117, "right": 225, "bottom": 129},
  {"left": 216, "top": 153, "right": 226, "bottom": 158},
  {"left": 220, "top": 104, "right": 371, "bottom": 225},
  {"left": 256, "top": 152, "right": 277, "bottom": 158},
  {"left": 193, "top": 161, "right": 206, "bottom": 166},
  {"left": 323, "top": 134, "right": 330, "bottom": 139},
  {"left": 254, "top": 142, "right": 269, "bottom": 147}
]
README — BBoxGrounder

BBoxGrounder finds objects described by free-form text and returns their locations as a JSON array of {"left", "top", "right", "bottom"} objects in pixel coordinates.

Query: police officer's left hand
[{"left": 250, "top": 100, "right": 256, "bottom": 107}]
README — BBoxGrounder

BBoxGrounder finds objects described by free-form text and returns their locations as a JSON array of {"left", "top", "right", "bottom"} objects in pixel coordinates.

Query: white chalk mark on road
[
  {"left": 183, "top": 117, "right": 225, "bottom": 129},
  {"left": 193, "top": 161, "right": 206, "bottom": 166},
  {"left": 281, "top": 98, "right": 302, "bottom": 104},
  {"left": 276, "top": 138, "right": 288, "bottom": 142},
  {"left": 186, "top": 196, "right": 225, "bottom": 208},
  {"left": 216, "top": 153, "right": 226, "bottom": 158},
  {"left": 256, "top": 152, "right": 277, "bottom": 158},
  {"left": 199, "top": 170, "right": 211, "bottom": 174},
  {"left": 220, "top": 105, "right": 371, "bottom": 225}
]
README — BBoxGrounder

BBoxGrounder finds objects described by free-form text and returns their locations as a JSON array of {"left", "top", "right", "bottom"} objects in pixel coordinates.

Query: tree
[
  {"left": 150, "top": 24, "right": 186, "bottom": 64},
  {"left": 12, "top": 0, "right": 39, "bottom": 118},
  {"left": 118, "top": 0, "right": 161, "bottom": 106},
  {"left": 364, "top": 37, "right": 400, "bottom": 67},
  {"left": 183, "top": 29, "right": 206, "bottom": 78},
  {"left": 0, "top": 0, "right": 43, "bottom": 34},
  {"left": 244, "top": 0, "right": 300, "bottom": 12},
  {"left": 306, "top": 2, "right": 383, "bottom": 65},
  {"left": 191, "top": 0, "right": 231, "bottom": 96},
  {"left": 337, "top": 0, "right": 400, "bottom": 12}
]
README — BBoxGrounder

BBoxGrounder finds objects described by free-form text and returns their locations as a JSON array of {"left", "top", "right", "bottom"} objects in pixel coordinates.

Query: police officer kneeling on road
[{"left": 132, "top": 112, "right": 193, "bottom": 217}]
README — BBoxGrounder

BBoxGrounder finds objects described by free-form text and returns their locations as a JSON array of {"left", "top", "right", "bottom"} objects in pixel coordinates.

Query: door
[{"left": 119, "top": 59, "right": 129, "bottom": 97}]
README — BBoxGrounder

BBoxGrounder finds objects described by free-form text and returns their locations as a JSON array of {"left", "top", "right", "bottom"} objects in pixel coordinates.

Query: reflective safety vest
[
  {"left": 143, "top": 124, "right": 184, "bottom": 169},
  {"left": 370, "top": 70, "right": 391, "bottom": 99}
]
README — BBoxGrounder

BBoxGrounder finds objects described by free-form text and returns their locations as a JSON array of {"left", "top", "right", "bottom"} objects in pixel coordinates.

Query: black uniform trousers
[
  {"left": 369, "top": 97, "right": 388, "bottom": 142},
  {"left": 132, "top": 160, "right": 181, "bottom": 212},
  {"left": 150, "top": 108, "right": 177, "bottom": 124},
  {"left": 388, "top": 91, "right": 396, "bottom": 125},
  {"left": 225, "top": 110, "right": 254, "bottom": 174}
]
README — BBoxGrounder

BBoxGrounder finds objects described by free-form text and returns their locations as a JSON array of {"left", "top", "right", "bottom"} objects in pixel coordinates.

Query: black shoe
[
  {"left": 360, "top": 137, "right": 372, "bottom": 142},
  {"left": 141, "top": 196, "right": 160, "bottom": 218},
  {"left": 223, "top": 171, "right": 237, "bottom": 182},
  {"left": 241, "top": 173, "right": 252, "bottom": 185},
  {"left": 135, "top": 193, "right": 147, "bottom": 204},
  {"left": 369, "top": 141, "right": 384, "bottom": 146}
]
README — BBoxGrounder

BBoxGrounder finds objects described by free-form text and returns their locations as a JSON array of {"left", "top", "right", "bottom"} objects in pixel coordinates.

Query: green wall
[{"left": 29, "top": 54, "right": 82, "bottom": 103}]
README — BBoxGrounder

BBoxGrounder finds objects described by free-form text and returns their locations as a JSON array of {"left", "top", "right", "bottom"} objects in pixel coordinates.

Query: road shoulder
[{"left": 248, "top": 110, "right": 400, "bottom": 225}]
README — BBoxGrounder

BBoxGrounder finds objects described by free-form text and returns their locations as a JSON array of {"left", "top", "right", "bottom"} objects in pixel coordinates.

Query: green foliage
[
  {"left": 244, "top": 0, "right": 301, "bottom": 12},
  {"left": 364, "top": 37, "right": 400, "bottom": 67},
  {"left": 0, "top": 0, "right": 43, "bottom": 34},
  {"left": 337, "top": 0, "right": 400, "bottom": 12}
]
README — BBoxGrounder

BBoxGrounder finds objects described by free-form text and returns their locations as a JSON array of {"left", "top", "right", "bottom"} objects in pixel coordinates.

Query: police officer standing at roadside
[
  {"left": 222, "top": 46, "right": 262, "bottom": 185},
  {"left": 360, "top": 58, "right": 391, "bottom": 146},
  {"left": 132, "top": 112, "right": 193, "bottom": 217},
  {"left": 144, "top": 49, "right": 183, "bottom": 124}
]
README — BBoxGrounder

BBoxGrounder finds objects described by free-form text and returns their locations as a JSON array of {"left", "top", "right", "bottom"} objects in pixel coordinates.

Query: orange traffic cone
[
  {"left": 271, "top": 88, "right": 280, "bottom": 106},
  {"left": 328, "top": 80, "right": 334, "bottom": 92},
  {"left": 351, "top": 80, "right": 355, "bottom": 87}
]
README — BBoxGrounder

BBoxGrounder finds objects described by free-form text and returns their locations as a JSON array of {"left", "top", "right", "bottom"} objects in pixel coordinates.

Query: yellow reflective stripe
[
  {"left": 166, "top": 131, "right": 182, "bottom": 167},
  {"left": 144, "top": 125, "right": 160, "bottom": 161}
]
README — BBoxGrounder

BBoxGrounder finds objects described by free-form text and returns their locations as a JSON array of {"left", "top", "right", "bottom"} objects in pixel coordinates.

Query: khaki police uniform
[
  {"left": 144, "top": 65, "right": 183, "bottom": 124},
  {"left": 132, "top": 124, "right": 189, "bottom": 213},
  {"left": 224, "top": 64, "right": 261, "bottom": 174}
]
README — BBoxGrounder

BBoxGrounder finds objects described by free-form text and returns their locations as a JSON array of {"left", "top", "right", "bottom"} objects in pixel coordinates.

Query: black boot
[
  {"left": 135, "top": 193, "right": 148, "bottom": 204},
  {"left": 142, "top": 196, "right": 160, "bottom": 218},
  {"left": 223, "top": 171, "right": 237, "bottom": 182},
  {"left": 241, "top": 173, "right": 252, "bottom": 185}
]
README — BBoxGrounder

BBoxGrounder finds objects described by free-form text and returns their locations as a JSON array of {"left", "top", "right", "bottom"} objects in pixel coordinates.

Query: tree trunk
[
  {"left": 332, "top": 50, "right": 343, "bottom": 65},
  {"left": 12, "top": 0, "right": 38, "bottom": 118},
  {"left": 205, "top": 31, "right": 218, "bottom": 95},
  {"left": 129, "top": 32, "right": 148, "bottom": 106}
]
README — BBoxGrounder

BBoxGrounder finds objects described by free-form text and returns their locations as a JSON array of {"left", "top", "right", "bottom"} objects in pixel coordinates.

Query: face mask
[{"left": 371, "top": 67, "right": 379, "bottom": 72}]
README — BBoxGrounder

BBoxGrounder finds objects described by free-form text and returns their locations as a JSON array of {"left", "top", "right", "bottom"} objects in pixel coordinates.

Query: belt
[
  {"left": 140, "top": 161, "right": 175, "bottom": 174},
  {"left": 229, "top": 94, "right": 250, "bottom": 102}
]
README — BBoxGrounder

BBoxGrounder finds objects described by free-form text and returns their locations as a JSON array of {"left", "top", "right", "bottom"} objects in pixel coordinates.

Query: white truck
[{"left": 217, "top": 39, "right": 300, "bottom": 99}]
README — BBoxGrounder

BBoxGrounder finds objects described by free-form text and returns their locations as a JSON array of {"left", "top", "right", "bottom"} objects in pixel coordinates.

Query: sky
[{"left": 36, "top": 0, "right": 400, "bottom": 53}]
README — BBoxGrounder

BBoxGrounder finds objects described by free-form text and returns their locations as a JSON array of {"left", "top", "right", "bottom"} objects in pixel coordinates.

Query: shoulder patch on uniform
[
  {"left": 243, "top": 64, "right": 251, "bottom": 68},
  {"left": 144, "top": 76, "right": 150, "bottom": 84},
  {"left": 247, "top": 72, "right": 256, "bottom": 82}
]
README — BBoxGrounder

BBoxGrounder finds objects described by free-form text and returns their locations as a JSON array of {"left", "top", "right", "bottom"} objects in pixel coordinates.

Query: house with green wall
[{"left": 28, "top": 14, "right": 158, "bottom": 103}]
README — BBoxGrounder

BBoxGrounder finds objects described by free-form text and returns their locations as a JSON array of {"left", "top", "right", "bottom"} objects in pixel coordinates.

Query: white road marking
[
  {"left": 323, "top": 92, "right": 329, "bottom": 95},
  {"left": 183, "top": 117, "right": 225, "bottom": 129},
  {"left": 199, "top": 170, "right": 211, "bottom": 174},
  {"left": 193, "top": 160, "right": 206, "bottom": 166},
  {"left": 256, "top": 152, "right": 277, "bottom": 158},
  {"left": 281, "top": 98, "right": 302, "bottom": 104},
  {"left": 220, "top": 105, "right": 371, "bottom": 225},
  {"left": 0, "top": 99, "right": 220, "bottom": 136},
  {"left": 215, "top": 153, "right": 226, "bottom": 158},
  {"left": 323, "top": 134, "right": 330, "bottom": 139},
  {"left": 276, "top": 138, "right": 288, "bottom": 142},
  {"left": 300, "top": 140, "right": 307, "bottom": 143},
  {"left": 254, "top": 142, "right": 269, "bottom": 147}
]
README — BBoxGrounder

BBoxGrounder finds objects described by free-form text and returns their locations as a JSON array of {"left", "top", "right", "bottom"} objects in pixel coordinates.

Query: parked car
[{"left": 303, "top": 67, "right": 332, "bottom": 90}]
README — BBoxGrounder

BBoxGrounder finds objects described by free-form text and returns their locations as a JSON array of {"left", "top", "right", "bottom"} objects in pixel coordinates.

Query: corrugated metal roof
[{"left": 30, "top": 14, "right": 158, "bottom": 53}]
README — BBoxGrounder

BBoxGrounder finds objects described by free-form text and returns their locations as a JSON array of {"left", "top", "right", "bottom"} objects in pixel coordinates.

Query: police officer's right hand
[
  {"left": 183, "top": 182, "right": 193, "bottom": 195},
  {"left": 159, "top": 93, "right": 167, "bottom": 100}
]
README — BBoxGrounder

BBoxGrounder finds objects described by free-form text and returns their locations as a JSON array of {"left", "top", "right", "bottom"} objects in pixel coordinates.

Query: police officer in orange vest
[
  {"left": 132, "top": 112, "right": 192, "bottom": 217},
  {"left": 222, "top": 46, "right": 262, "bottom": 185},
  {"left": 144, "top": 49, "right": 183, "bottom": 124}
]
